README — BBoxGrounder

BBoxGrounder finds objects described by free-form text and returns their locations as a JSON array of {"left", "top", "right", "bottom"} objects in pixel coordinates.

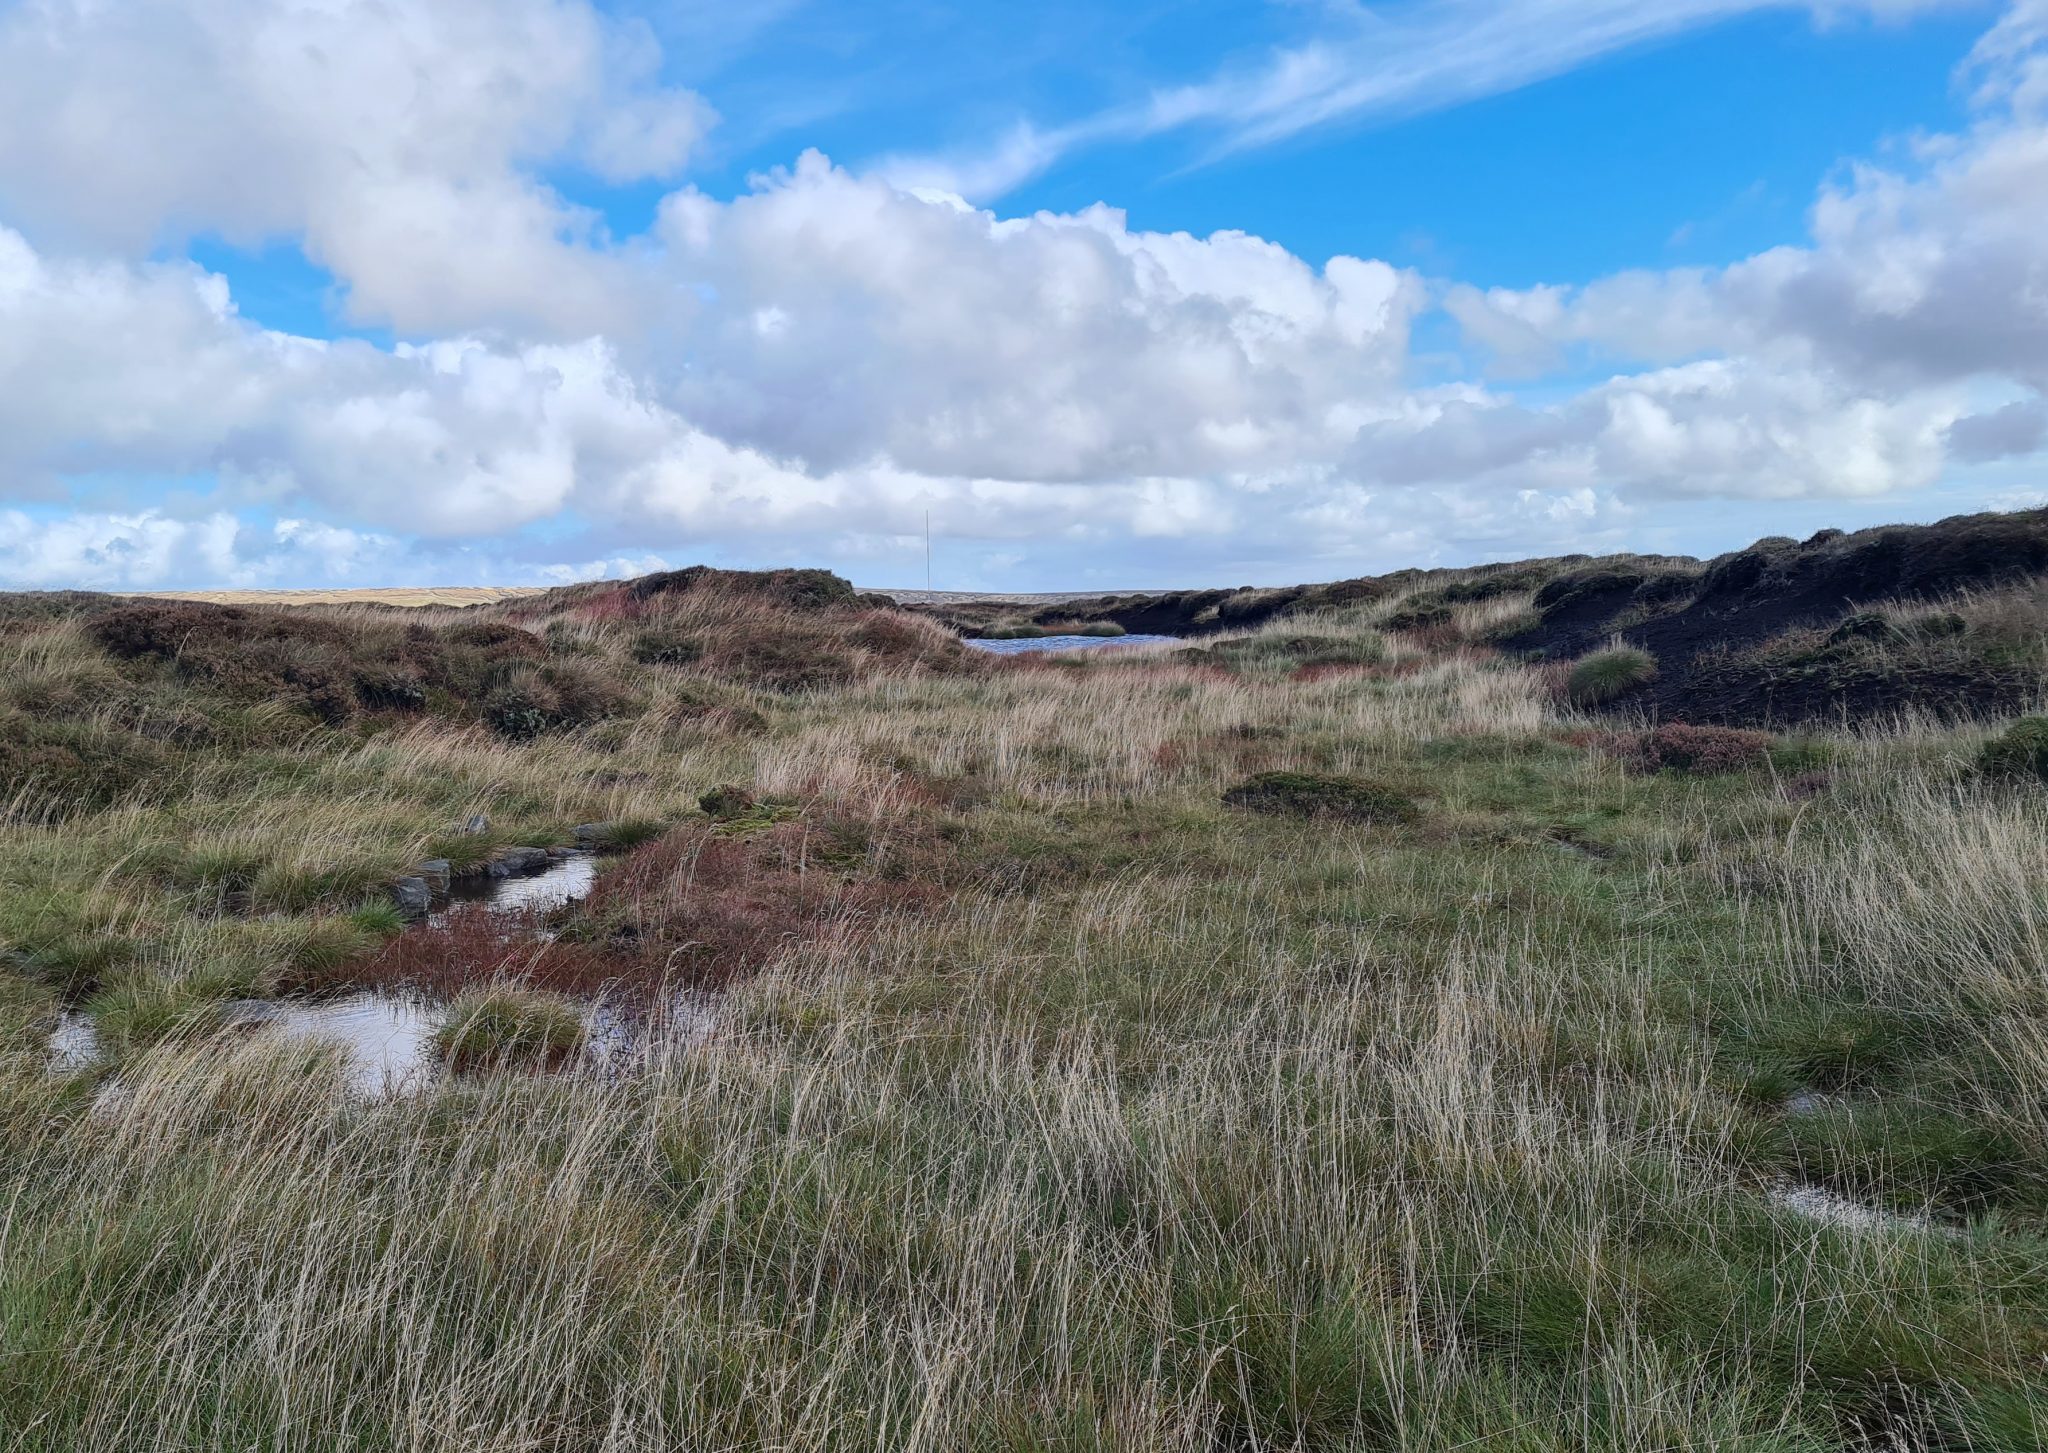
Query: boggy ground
[{"left": 3, "top": 564, "right": 2048, "bottom": 1450}]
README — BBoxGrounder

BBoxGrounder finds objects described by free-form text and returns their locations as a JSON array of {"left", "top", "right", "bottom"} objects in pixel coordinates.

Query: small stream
[{"left": 48, "top": 852, "right": 708, "bottom": 1097}]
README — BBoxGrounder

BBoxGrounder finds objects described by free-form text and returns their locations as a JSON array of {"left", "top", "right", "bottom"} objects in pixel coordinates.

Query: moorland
[{"left": 5, "top": 514, "right": 2048, "bottom": 1449}]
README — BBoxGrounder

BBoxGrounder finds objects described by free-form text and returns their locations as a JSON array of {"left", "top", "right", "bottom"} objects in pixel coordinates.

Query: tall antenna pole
[{"left": 925, "top": 510, "right": 932, "bottom": 595}]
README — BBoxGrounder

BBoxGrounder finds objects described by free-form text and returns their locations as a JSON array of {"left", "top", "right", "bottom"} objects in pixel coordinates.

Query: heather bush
[
  {"left": 630, "top": 628, "right": 703, "bottom": 667},
  {"left": 1615, "top": 723, "right": 1774, "bottom": 775},
  {"left": 1222, "top": 771, "right": 1419, "bottom": 823}
]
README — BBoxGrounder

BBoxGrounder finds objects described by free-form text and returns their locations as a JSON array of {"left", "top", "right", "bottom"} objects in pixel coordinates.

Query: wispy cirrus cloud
[{"left": 884, "top": 0, "right": 1974, "bottom": 201}]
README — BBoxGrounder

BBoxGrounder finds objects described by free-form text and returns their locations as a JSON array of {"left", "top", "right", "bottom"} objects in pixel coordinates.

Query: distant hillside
[
  {"left": 128, "top": 587, "right": 548, "bottom": 608},
  {"left": 909, "top": 507, "right": 2048, "bottom": 726}
]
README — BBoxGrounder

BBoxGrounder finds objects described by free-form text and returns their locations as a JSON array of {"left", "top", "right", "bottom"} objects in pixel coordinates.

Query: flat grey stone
[
  {"left": 390, "top": 877, "right": 432, "bottom": 920},
  {"left": 488, "top": 847, "right": 552, "bottom": 878}
]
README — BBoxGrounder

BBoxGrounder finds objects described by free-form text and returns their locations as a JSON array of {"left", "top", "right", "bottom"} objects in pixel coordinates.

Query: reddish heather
[
  {"left": 1613, "top": 722, "right": 1776, "bottom": 776},
  {"left": 325, "top": 813, "right": 952, "bottom": 1003},
  {"left": 576, "top": 818, "right": 947, "bottom": 990}
]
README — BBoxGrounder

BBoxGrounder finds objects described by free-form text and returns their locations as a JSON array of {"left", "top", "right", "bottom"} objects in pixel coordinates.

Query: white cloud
[
  {"left": 652, "top": 154, "right": 1424, "bottom": 484},
  {"left": 0, "top": 509, "right": 674, "bottom": 592},
  {"left": 0, "top": 0, "right": 2044, "bottom": 589},
  {"left": 0, "top": 0, "right": 710, "bottom": 336},
  {"left": 881, "top": 0, "right": 1972, "bottom": 202},
  {"left": 1349, "top": 361, "right": 1956, "bottom": 500},
  {"left": 1446, "top": 78, "right": 2048, "bottom": 395}
]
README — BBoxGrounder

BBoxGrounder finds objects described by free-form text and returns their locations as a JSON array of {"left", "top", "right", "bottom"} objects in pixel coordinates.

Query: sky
[{"left": 1, "top": 0, "right": 2046, "bottom": 592}]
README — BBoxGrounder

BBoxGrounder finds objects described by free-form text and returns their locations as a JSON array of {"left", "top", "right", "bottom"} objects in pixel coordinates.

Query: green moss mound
[{"left": 1222, "top": 772, "right": 1419, "bottom": 824}]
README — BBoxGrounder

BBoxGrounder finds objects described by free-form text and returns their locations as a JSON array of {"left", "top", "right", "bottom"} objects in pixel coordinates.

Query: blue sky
[{"left": 1, "top": 0, "right": 2044, "bottom": 590}]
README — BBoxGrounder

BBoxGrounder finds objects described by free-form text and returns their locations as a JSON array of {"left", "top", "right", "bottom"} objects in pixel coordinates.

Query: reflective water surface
[{"left": 47, "top": 847, "right": 710, "bottom": 1097}]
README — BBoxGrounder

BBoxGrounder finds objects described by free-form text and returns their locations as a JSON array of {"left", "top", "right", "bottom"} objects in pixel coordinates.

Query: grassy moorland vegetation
[{"left": 4, "top": 535, "right": 2048, "bottom": 1450}]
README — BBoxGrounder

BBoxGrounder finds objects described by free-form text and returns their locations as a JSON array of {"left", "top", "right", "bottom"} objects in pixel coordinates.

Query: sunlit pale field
[{"left": 128, "top": 587, "right": 550, "bottom": 609}]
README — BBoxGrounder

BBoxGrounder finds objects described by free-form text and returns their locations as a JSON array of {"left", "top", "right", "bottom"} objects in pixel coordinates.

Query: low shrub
[
  {"left": 630, "top": 628, "right": 702, "bottom": 667},
  {"left": 482, "top": 679, "right": 551, "bottom": 741},
  {"left": 0, "top": 712, "right": 169, "bottom": 815},
  {"left": 1564, "top": 646, "right": 1658, "bottom": 706},
  {"left": 1616, "top": 723, "right": 1774, "bottom": 776},
  {"left": 699, "top": 785, "right": 758, "bottom": 821},
  {"left": 1826, "top": 612, "right": 1903, "bottom": 647},
  {"left": 1978, "top": 716, "right": 2048, "bottom": 782},
  {"left": 352, "top": 665, "right": 428, "bottom": 711},
  {"left": 1382, "top": 601, "right": 1453, "bottom": 633},
  {"left": 1222, "top": 772, "right": 1419, "bottom": 824}
]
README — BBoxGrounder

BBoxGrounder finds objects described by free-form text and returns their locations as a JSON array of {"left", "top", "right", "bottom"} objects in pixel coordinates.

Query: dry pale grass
[{"left": 5, "top": 580, "right": 2048, "bottom": 1450}]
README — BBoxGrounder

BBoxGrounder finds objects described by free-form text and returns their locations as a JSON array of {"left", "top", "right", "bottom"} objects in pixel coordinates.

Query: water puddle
[
  {"left": 966, "top": 634, "right": 1182, "bottom": 655},
  {"left": 45, "top": 844, "right": 711, "bottom": 1097},
  {"left": 228, "top": 993, "right": 442, "bottom": 1096},
  {"left": 447, "top": 853, "right": 598, "bottom": 917}
]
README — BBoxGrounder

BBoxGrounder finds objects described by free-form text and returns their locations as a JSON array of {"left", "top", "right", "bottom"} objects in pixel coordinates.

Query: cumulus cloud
[
  {"left": 1445, "top": 45, "right": 2048, "bottom": 396},
  {"left": 1349, "top": 362, "right": 1954, "bottom": 500},
  {"left": 0, "top": 0, "right": 710, "bottom": 335},
  {"left": 652, "top": 154, "right": 1423, "bottom": 484},
  {"left": 0, "top": 509, "right": 674, "bottom": 592},
  {"left": 0, "top": 0, "right": 2044, "bottom": 589}
]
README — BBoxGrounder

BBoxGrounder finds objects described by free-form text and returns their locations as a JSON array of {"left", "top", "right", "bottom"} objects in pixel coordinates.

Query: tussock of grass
[
  {"left": 1978, "top": 714, "right": 2048, "bottom": 781},
  {"left": 433, "top": 986, "right": 588, "bottom": 1070},
  {"left": 1566, "top": 644, "right": 1659, "bottom": 705}
]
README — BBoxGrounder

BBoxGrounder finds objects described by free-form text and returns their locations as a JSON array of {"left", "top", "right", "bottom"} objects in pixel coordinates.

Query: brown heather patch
[
  {"left": 297, "top": 905, "right": 623, "bottom": 999},
  {"left": 568, "top": 815, "right": 950, "bottom": 991},
  {"left": 322, "top": 800, "right": 964, "bottom": 1004},
  {"left": 1612, "top": 722, "right": 1776, "bottom": 776}
]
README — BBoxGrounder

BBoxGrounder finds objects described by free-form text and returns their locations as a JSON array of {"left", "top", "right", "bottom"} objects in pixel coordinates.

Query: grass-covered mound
[
  {"left": 1222, "top": 771, "right": 1420, "bottom": 823},
  {"left": 1564, "top": 645, "right": 1659, "bottom": 706},
  {"left": 0, "top": 567, "right": 976, "bottom": 819},
  {"left": 434, "top": 986, "right": 588, "bottom": 1071}
]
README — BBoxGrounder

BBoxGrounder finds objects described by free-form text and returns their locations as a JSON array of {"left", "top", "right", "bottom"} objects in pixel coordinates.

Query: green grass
[
  {"left": 1, "top": 573, "right": 2046, "bottom": 1449},
  {"left": 432, "top": 986, "right": 589, "bottom": 1069},
  {"left": 1566, "top": 644, "right": 1659, "bottom": 705}
]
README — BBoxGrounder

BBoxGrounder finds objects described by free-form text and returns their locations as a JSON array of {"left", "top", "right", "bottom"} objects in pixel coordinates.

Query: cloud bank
[{"left": 0, "top": 0, "right": 2042, "bottom": 588}]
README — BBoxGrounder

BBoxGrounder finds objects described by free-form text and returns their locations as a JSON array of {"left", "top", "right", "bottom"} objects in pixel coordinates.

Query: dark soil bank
[{"left": 913, "top": 507, "right": 2048, "bottom": 727}]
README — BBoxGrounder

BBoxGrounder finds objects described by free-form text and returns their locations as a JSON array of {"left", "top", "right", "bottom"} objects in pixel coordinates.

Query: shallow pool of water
[
  {"left": 966, "top": 634, "right": 1181, "bottom": 655},
  {"left": 52, "top": 990, "right": 718, "bottom": 1099},
  {"left": 45, "top": 843, "right": 683, "bottom": 1097},
  {"left": 447, "top": 852, "right": 598, "bottom": 916}
]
